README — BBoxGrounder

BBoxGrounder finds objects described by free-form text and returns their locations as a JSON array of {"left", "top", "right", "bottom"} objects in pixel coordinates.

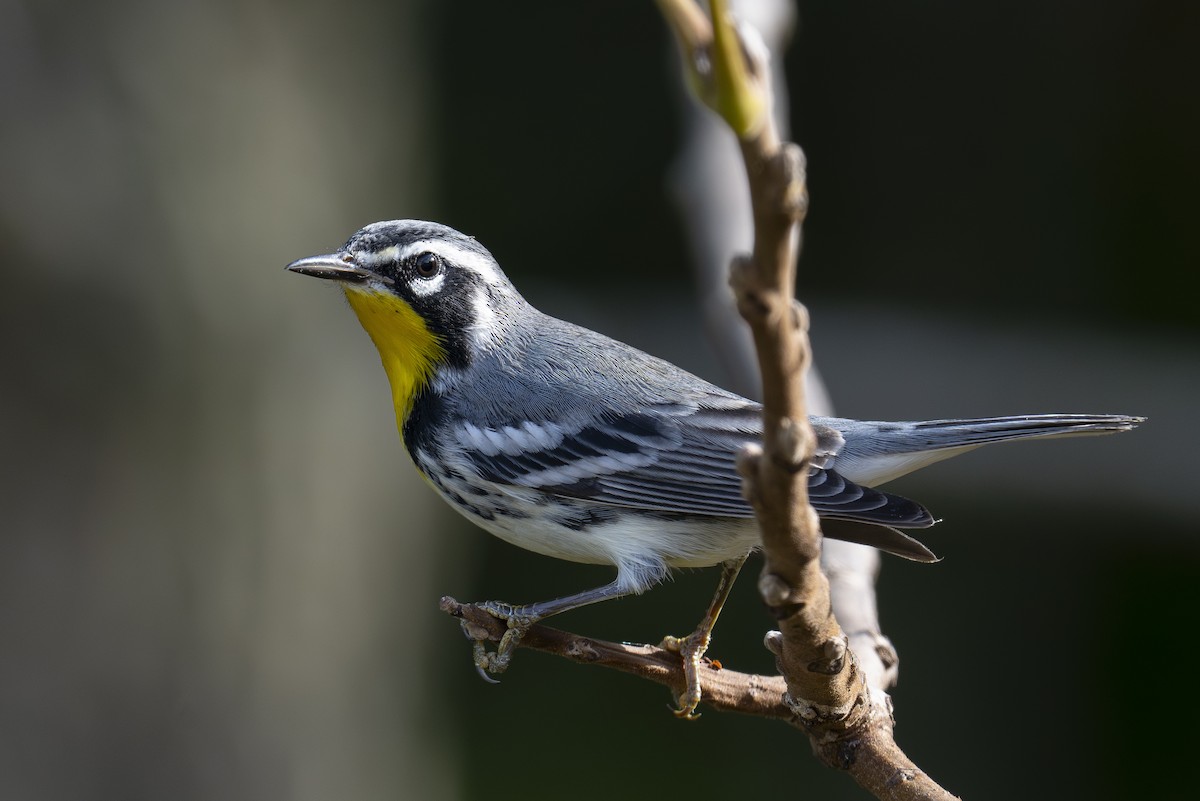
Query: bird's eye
[{"left": 414, "top": 252, "right": 442, "bottom": 279}]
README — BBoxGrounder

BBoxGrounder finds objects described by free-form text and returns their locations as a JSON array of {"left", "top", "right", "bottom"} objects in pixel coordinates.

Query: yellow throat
[{"left": 343, "top": 287, "right": 445, "bottom": 430}]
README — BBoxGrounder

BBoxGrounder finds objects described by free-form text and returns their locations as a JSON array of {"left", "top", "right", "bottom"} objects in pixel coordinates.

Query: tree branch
[
  {"left": 446, "top": 594, "right": 953, "bottom": 800},
  {"left": 442, "top": 4, "right": 958, "bottom": 798},
  {"left": 661, "top": 0, "right": 899, "bottom": 707},
  {"left": 443, "top": 597, "right": 791, "bottom": 721},
  {"left": 665, "top": 2, "right": 956, "bottom": 797}
]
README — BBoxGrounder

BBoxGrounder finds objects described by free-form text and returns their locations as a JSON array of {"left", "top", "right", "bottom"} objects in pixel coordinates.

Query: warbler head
[{"left": 285, "top": 220, "right": 528, "bottom": 428}]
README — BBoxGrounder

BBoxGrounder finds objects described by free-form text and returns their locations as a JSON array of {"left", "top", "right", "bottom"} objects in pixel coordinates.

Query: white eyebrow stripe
[
  {"left": 360, "top": 239, "right": 503, "bottom": 286},
  {"left": 356, "top": 245, "right": 404, "bottom": 266}
]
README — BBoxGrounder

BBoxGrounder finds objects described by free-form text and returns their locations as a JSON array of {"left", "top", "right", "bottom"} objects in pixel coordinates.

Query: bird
[{"left": 286, "top": 219, "right": 1142, "bottom": 716}]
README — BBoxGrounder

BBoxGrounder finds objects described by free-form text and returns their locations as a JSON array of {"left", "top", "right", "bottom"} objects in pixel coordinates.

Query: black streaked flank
[{"left": 552, "top": 506, "right": 619, "bottom": 532}]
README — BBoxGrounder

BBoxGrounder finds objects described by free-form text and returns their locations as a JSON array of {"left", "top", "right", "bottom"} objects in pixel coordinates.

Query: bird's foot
[
  {"left": 660, "top": 627, "right": 715, "bottom": 720},
  {"left": 461, "top": 601, "right": 540, "bottom": 683}
]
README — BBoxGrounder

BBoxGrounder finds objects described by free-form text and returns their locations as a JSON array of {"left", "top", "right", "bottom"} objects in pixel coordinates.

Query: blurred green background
[{"left": 2, "top": 1, "right": 1196, "bottom": 799}]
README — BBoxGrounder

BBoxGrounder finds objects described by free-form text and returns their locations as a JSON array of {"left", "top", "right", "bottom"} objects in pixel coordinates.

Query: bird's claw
[
  {"left": 660, "top": 629, "right": 713, "bottom": 720},
  {"left": 460, "top": 602, "right": 538, "bottom": 683}
]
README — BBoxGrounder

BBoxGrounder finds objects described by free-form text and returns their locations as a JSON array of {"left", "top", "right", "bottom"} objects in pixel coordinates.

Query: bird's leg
[
  {"left": 660, "top": 554, "right": 748, "bottom": 720},
  {"left": 465, "top": 579, "right": 633, "bottom": 681}
]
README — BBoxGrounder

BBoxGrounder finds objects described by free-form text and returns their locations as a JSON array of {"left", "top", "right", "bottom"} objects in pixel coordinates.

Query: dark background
[{"left": 1, "top": 1, "right": 1196, "bottom": 799}]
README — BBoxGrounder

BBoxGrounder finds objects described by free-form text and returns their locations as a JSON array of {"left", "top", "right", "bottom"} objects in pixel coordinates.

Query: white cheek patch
[
  {"left": 468, "top": 287, "right": 500, "bottom": 348},
  {"left": 409, "top": 271, "right": 447, "bottom": 296}
]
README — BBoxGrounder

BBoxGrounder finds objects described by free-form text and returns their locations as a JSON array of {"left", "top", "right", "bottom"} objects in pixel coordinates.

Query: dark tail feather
[
  {"left": 908, "top": 413, "right": 1144, "bottom": 449},
  {"left": 809, "top": 468, "right": 935, "bottom": 527},
  {"left": 813, "top": 415, "right": 1144, "bottom": 562},
  {"left": 821, "top": 519, "right": 939, "bottom": 563},
  {"left": 810, "top": 469, "right": 939, "bottom": 562}
]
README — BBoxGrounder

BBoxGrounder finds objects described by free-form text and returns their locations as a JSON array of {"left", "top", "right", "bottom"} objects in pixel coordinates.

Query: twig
[
  {"left": 661, "top": 2, "right": 956, "bottom": 797},
  {"left": 441, "top": 5, "right": 958, "bottom": 798},
  {"left": 661, "top": 0, "right": 898, "bottom": 701},
  {"left": 442, "top": 597, "right": 791, "bottom": 721},
  {"left": 446, "top": 592, "right": 953, "bottom": 800}
]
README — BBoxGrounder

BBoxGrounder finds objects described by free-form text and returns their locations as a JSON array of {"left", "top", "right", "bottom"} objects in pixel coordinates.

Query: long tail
[{"left": 830, "top": 413, "right": 1144, "bottom": 487}]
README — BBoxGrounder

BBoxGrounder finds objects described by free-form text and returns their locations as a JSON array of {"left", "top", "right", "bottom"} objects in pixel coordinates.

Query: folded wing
[{"left": 461, "top": 403, "right": 937, "bottom": 562}]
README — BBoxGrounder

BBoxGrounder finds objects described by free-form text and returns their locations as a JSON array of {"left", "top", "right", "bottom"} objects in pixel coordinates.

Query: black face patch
[
  {"left": 394, "top": 263, "right": 478, "bottom": 369},
  {"left": 347, "top": 221, "right": 504, "bottom": 371}
]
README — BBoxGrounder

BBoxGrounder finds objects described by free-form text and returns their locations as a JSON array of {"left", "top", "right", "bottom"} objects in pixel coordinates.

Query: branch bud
[{"left": 758, "top": 572, "right": 792, "bottom": 606}]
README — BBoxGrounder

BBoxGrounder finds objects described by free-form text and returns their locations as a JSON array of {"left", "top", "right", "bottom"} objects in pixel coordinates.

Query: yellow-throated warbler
[{"left": 287, "top": 220, "right": 1141, "bottom": 707}]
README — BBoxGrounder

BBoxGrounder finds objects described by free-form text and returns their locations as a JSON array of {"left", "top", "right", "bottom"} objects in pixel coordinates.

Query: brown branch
[
  {"left": 661, "top": 0, "right": 899, "bottom": 704},
  {"left": 441, "top": 5, "right": 958, "bottom": 799},
  {"left": 662, "top": 3, "right": 957, "bottom": 798},
  {"left": 445, "top": 597, "right": 954, "bottom": 800},
  {"left": 442, "top": 597, "right": 791, "bottom": 721}
]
